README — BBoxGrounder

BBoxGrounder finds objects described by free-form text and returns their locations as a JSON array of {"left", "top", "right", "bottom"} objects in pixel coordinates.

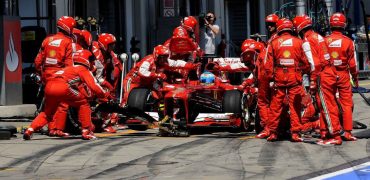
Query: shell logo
[
  {"left": 283, "top": 50, "right": 291, "bottom": 58},
  {"left": 331, "top": 51, "right": 339, "bottom": 59},
  {"left": 49, "top": 50, "right": 56, "bottom": 57}
]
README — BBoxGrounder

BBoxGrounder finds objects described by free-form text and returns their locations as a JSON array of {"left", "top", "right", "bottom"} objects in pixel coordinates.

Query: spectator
[{"left": 200, "top": 11, "right": 220, "bottom": 56}]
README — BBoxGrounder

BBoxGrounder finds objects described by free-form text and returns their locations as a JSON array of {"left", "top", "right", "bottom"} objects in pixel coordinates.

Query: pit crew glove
[
  {"left": 156, "top": 73, "right": 167, "bottom": 80},
  {"left": 100, "top": 80, "right": 114, "bottom": 92},
  {"left": 352, "top": 75, "right": 359, "bottom": 88}
]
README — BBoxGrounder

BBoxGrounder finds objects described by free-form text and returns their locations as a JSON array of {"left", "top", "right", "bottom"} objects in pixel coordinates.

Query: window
[{"left": 159, "top": 0, "right": 200, "bottom": 17}]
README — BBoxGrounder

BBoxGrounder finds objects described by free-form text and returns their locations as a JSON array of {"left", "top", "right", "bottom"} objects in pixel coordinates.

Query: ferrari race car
[{"left": 126, "top": 58, "right": 260, "bottom": 136}]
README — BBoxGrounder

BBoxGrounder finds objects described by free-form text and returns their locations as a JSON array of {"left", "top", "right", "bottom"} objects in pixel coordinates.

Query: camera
[{"left": 206, "top": 15, "right": 213, "bottom": 21}]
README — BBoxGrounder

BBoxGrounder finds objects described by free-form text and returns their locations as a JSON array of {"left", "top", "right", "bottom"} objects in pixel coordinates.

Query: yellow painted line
[
  {"left": 0, "top": 168, "right": 16, "bottom": 172},
  {"left": 95, "top": 130, "right": 137, "bottom": 138},
  {"left": 239, "top": 135, "right": 256, "bottom": 140},
  {"left": 360, "top": 82, "right": 370, "bottom": 86},
  {"left": 152, "top": 136, "right": 195, "bottom": 139}
]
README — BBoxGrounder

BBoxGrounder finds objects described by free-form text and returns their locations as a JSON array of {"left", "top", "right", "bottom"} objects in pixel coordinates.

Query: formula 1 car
[
  {"left": 125, "top": 58, "right": 259, "bottom": 136},
  {"left": 157, "top": 75, "right": 245, "bottom": 136}
]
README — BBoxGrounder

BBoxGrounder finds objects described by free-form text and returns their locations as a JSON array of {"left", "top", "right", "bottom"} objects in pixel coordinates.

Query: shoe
[
  {"left": 48, "top": 129, "right": 57, "bottom": 137},
  {"left": 320, "top": 130, "right": 328, "bottom": 139},
  {"left": 82, "top": 129, "right": 97, "bottom": 140},
  {"left": 54, "top": 130, "right": 70, "bottom": 138},
  {"left": 342, "top": 131, "right": 357, "bottom": 141},
  {"left": 267, "top": 133, "right": 278, "bottom": 142},
  {"left": 103, "top": 126, "right": 117, "bottom": 133},
  {"left": 291, "top": 133, "right": 303, "bottom": 142},
  {"left": 256, "top": 130, "right": 270, "bottom": 139},
  {"left": 116, "top": 124, "right": 128, "bottom": 130},
  {"left": 23, "top": 128, "right": 34, "bottom": 140},
  {"left": 317, "top": 136, "right": 342, "bottom": 145}
]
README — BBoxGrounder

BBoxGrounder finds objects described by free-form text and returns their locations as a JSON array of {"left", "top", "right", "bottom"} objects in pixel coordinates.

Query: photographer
[{"left": 200, "top": 11, "right": 220, "bottom": 55}]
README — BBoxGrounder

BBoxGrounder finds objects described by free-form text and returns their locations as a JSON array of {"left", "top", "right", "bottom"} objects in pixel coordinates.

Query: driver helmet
[{"left": 200, "top": 71, "right": 215, "bottom": 85}]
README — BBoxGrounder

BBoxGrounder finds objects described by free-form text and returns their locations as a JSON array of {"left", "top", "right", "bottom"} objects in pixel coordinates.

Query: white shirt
[{"left": 200, "top": 24, "right": 220, "bottom": 55}]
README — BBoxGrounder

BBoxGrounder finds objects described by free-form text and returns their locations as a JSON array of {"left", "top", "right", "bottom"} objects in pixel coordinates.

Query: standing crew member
[
  {"left": 265, "top": 19, "right": 315, "bottom": 142},
  {"left": 256, "top": 14, "right": 280, "bottom": 138},
  {"left": 325, "top": 13, "right": 358, "bottom": 141}
]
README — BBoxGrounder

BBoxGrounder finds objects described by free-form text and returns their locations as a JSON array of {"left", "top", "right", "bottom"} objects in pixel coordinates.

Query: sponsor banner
[
  {"left": 145, "top": 112, "right": 233, "bottom": 122},
  {"left": 213, "top": 58, "right": 242, "bottom": 64},
  {"left": 3, "top": 18, "right": 22, "bottom": 83}
]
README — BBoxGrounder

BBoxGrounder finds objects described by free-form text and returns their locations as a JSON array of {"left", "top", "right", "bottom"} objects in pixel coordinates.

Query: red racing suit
[
  {"left": 34, "top": 32, "right": 74, "bottom": 82},
  {"left": 266, "top": 32, "right": 312, "bottom": 134},
  {"left": 302, "top": 30, "right": 342, "bottom": 136},
  {"left": 301, "top": 30, "right": 334, "bottom": 134},
  {"left": 29, "top": 65, "right": 108, "bottom": 131},
  {"left": 34, "top": 32, "right": 74, "bottom": 131},
  {"left": 121, "top": 55, "right": 197, "bottom": 105},
  {"left": 91, "top": 41, "right": 116, "bottom": 93},
  {"left": 325, "top": 31, "right": 358, "bottom": 132},
  {"left": 300, "top": 87, "right": 320, "bottom": 132},
  {"left": 257, "top": 33, "right": 278, "bottom": 132}
]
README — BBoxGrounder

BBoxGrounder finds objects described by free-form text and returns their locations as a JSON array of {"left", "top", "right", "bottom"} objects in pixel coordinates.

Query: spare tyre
[
  {"left": 0, "top": 131, "right": 11, "bottom": 140},
  {"left": 223, "top": 90, "right": 242, "bottom": 114},
  {"left": 0, "top": 125, "right": 17, "bottom": 135}
]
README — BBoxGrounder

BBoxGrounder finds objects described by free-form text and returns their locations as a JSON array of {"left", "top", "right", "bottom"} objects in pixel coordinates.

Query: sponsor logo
[
  {"left": 6, "top": 32, "right": 19, "bottom": 72},
  {"left": 280, "top": 38, "right": 293, "bottom": 47},
  {"left": 214, "top": 58, "right": 242, "bottom": 64},
  {"left": 280, "top": 59, "right": 294, "bottom": 65},
  {"left": 46, "top": 57, "right": 58, "bottom": 64},
  {"left": 333, "top": 60, "right": 342, "bottom": 66},
  {"left": 331, "top": 51, "right": 339, "bottom": 58},
  {"left": 318, "top": 35, "right": 324, "bottom": 42},
  {"left": 329, "top": 39, "right": 342, "bottom": 47},
  {"left": 49, "top": 39, "right": 62, "bottom": 47},
  {"left": 49, "top": 50, "right": 56, "bottom": 57},
  {"left": 327, "top": 38, "right": 332, "bottom": 43},
  {"left": 283, "top": 50, "right": 291, "bottom": 58}
]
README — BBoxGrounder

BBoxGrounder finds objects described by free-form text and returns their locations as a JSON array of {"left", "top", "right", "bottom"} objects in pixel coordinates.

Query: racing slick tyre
[
  {"left": 223, "top": 90, "right": 242, "bottom": 114},
  {"left": 127, "top": 88, "right": 151, "bottom": 111},
  {"left": 127, "top": 88, "right": 152, "bottom": 131}
]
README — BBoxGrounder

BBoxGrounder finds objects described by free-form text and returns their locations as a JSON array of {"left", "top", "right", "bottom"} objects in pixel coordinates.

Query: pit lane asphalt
[{"left": 1, "top": 80, "right": 370, "bottom": 179}]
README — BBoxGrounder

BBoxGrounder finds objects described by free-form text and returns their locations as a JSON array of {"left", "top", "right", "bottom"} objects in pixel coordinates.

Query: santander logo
[{"left": 6, "top": 32, "right": 19, "bottom": 72}]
